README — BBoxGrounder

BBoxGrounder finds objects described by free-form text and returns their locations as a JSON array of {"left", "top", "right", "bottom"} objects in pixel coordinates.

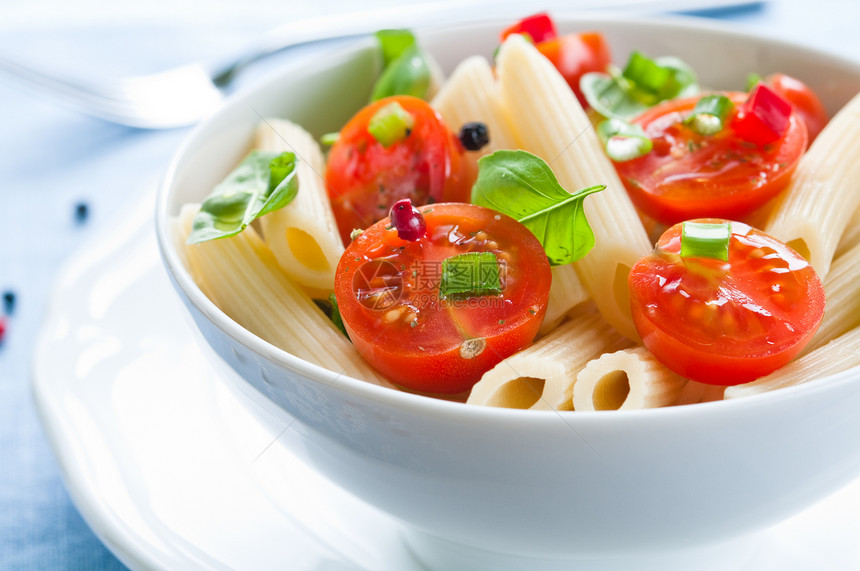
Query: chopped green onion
[
  {"left": 368, "top": 102, "right": 415, "bottom": 148},
  {"left": 440, "top": 252, "right": 501, "bottom": 298},
  {"left": 320, "top": 132, "right": 340, "bottom": 146},
  {"left": 684, "top": 94, "right": 735, "bottom": 135},
  {"left": 597, "top": 118, "right": 653, "bottom": 161},
  {"left": 680, "top": 221, "right": 731, "bottom": 262}
]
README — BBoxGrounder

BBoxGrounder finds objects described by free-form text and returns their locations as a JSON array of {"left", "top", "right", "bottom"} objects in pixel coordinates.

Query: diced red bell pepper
[
  {"left": 500, "top": 13, "right": 558, "bottom": 44},
  {"left": 732, "top": 83, "right": 793, "bottom": 146}
]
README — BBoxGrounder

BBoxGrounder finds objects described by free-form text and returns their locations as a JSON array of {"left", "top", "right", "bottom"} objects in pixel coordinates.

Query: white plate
[{"left": 32, "top": 181, "right": 860, "bottom": 570}]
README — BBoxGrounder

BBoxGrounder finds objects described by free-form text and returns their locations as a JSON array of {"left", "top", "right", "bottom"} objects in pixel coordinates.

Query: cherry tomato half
[
  {"left": 537, "top": 32, "right": 611, "bottom": 107},
  {"left": 500, "top": 14, "right": 610, "bottom": 108},
  {"left": 613, "top": 92, "right": 808, "bottom": 226},
  {"left": 325, "top": 95, "right": 474, "bottom": 245},
  {"left": 334, "top": 203, "right": 551, "bottom": 394},
  {"left": 628, "top": 220, "right": 825, "bottom": 386},
  {"left": 765, "top": 73, "right": 828, "bottom": 144}
]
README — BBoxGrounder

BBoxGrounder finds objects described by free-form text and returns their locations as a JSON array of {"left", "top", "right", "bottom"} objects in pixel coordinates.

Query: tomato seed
[{"left": 459, "top": 338, "right": 486, "bottom": 359}]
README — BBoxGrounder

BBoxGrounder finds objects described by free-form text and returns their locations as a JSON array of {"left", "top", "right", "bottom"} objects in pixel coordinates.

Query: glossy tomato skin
[
  {"left": 765, "top": 73, "right": 828, "bottom": 144},
  {"left": 334, "top": 203, "right": 551, "bottom": 394},
  {"left": 613, "top": 92, "right": 808, "bottom": 226},
  {"left": 629, "top": 220, "right": 825, "bottom": 386},
  {"left": 325, "top": 95, "right": 474, "bottom": 245},
  {"left": 537, "top": 32, "right": 611, "bottom": 107}
]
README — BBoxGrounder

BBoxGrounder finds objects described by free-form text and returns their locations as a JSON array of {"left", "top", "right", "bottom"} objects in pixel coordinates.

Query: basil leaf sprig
[
  {"left": 471, "top": 150, "right": 604, "bottom": 266},
  {"left": 187, "top": 150, "right": 298, "bottom": 244},
  {"left": 370, "top": 29, "right": 431, "bottom": 101},
  {"left": 581, "top": 51, "right": 699, "bottom": 121}
]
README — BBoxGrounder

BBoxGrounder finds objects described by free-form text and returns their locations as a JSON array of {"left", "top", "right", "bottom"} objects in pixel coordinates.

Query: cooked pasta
[
  {"left": 539, "top": 264, "right": 590, "bottom": 336},
  {"left": 177, "top": 204, "right": 395, "bottom": 389},
  {"left": 467, "top": 308, "right": 632, "bottom": 410},
  {"left": 724, "top": 326, "right": 860, "bottom": 398},
  {"left": 572, "top": 346, "right": 687, "bottom": 411},
  {"left": 255, "top": 119, "right": 344, "bottom": 293},
  {"left": 764, "top": 92, "right": 860, "bottom": 278},
  {"left": 802, "top": 241, "right": 860, "bottom": 354},
  {"left": 495, "top": 35, "right": 651, "bottom": 341},
  {"left": 430, "top": 55, "right": 520, "bottom": 155}
]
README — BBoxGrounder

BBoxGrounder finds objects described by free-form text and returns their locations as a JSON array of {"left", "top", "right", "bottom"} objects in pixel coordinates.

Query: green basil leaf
[
  {"left": 375, "top": 29, "right": 417, "bottom": 66},
  {"left": 580, "top": 70, "right": 650, "bottom": 121},
  {"left": 471, "top": 150, "right": 605, "bottom": 266},
  {"left": 581, "top": 54, "right": 699, "bottom": 121},
  {"left": 371, "top": 42, "right": 431, "bottom": 101},
  {"left": 328, "top": 293, "right": 350, "bottom": 338},
  {"left": 187, "top": 150, "right": 298, "bottom": 244}
]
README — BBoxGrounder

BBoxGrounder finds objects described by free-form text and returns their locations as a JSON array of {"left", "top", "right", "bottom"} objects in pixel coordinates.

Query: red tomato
[
  {"left": 325, "top": 95, "right": 474, "bottom": 245},
  {"left": 628, "top": 220, "right": 825, "bottom": 386},
  {"left": 537, "top": 32, "right": 611, "bottom": 107},
  {"left": 334, "top": 203, "right": 551, "bottom": 394},
  {"left": 613, "top": 92, "right": 808, "bottom": 225},
  {"left": 765, "top": 73, "right": 828, "bottom": 144}
]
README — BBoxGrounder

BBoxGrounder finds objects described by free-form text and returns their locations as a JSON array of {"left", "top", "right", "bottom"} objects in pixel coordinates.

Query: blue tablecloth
[{"left": 2, "top": 1, "right": 859, "bottom": 568}]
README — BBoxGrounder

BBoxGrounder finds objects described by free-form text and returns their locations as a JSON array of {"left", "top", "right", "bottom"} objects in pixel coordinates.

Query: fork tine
[{"left": 0, "top": 54, "right": 223, "bottom": 128}]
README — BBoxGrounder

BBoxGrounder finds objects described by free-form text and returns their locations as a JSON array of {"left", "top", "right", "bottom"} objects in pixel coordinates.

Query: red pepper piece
[
  {"left": 732, "top": 83, "right": 793, "bottom": 146},
  {"left": 500, "top": 13, "right": 558, "bottom": 44}
]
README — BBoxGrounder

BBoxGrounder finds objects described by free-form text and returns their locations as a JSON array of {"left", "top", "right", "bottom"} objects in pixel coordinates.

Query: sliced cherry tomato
[
  {"left": 325, "top": 95, "right": 473, "bottom": 245},
  {"left": 628, "top": 220, "right": 825, "bottom": 386},
  {"left": 536, "top": 32, "right": 611, "bottom": 107},
  {"left": 765, "top": 73, "right": 828, "bottom": 144},
  {"left": 334, "top": 202, "right": 551, "bottom": 394},
  {"left": 613, "top": 91, "right": 808, "bottom": 225}
]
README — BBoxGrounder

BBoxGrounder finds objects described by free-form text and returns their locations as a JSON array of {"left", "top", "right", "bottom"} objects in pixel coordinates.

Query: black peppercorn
[{"left": 458, "top": 122, "right": 490, "bottom": 151}]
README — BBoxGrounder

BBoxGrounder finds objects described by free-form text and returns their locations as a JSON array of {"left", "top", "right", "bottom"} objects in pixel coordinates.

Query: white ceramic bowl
[{"left": 156, "top": 14, "right": 860, "bottom": 566}]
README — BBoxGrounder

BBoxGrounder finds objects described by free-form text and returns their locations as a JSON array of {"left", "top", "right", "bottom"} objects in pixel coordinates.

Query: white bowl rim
[{"left": 155, "top": 12, "right": 860, "bottom": 426}]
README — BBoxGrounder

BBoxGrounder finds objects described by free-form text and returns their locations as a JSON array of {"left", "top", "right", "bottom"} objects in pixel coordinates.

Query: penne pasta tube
[
  {"left": 834, "top": 204, "right": 860, "bottom": 259},
  {"left": 724, "top": 326, "right": 860, "bottom": 399},
  {"left": 764, "top": 92, "right": 860, "bottom": 278},
  {"left": 572, "top": 346, "right": 687, "bottom": 411},
  {"left": 255, "top": 119, "right": 344, "bottom": 293},
  {"left": 674, "top": 381, "right": 726, "bottom": 406},
  {"left": 538, "top": 264, "right": 590, "bottom": 336},
  {"left": 467, "top": 309, "right": 632, "bottom": 410},
  {"left": 430, "top": 55, "right": 520, "bottom": 155},
  {"left": 801, "top": 241, "right": 860, "bottom": 354},
  {"left": 177, "top": 204, "right": 396, "bottom": 389},
  {"left": 495, "top": 35, "right": 651, "bottom": 341}
]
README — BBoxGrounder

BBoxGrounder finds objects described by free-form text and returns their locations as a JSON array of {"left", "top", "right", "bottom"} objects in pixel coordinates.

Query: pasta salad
[{"left": 175, "top": 13, "right": 860, "bottom": 410}]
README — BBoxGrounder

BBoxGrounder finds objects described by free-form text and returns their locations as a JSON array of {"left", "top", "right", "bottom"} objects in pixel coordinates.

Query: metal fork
[{"left": 0, "top": 0, "right": 748, "bottom": 129}]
